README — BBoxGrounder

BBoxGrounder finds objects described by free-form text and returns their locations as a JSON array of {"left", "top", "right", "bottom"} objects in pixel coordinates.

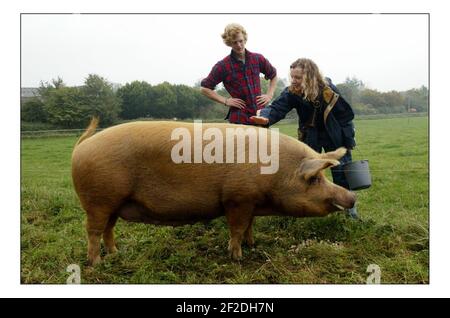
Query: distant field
[{"left": 21, "top": 116, "right": 428, "bottom": 284}]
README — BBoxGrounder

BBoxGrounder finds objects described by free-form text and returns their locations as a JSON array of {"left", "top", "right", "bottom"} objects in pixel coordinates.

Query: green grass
[{"left": 21, "top": 116, "right": 429, "bottom": 284}]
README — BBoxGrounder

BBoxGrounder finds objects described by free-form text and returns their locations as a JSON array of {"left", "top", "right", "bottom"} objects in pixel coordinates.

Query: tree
[
  {"left": 51, "top": 76, "right": 65, "bottom": 89},
  {"left": 36, "top": 76, "right": 84, "bottom": 127},
  {"left": 36, "top": 75, "right": 121, "bottom": 127},
  {"left": 37, "top": 77, "right": 66, "bottom": 102},
  {"left": 192, "top": 87, "right": 227, "bottom": 119},
  {"left": 359, "top": 89, "right": 387, "bottom": 113},
  {"left": 383, "top": 90, "right": 405, "bottom": 113},
  {"left": 403, "top": 86, "right": 428, "bottom": 112},
  {"left": 173, "top": 84, "right": 197, "bottom": 119},
  {"left": 21, "top": 97, "right": 47, "bottom": 122},
  {"left": 150, "top": 82, "right": 177, "bottom": 118},
  {"left": 81, "top": 74, "right": 122, "bottom": 125},
  {"left": 117, "top": 81, "right": 153, "bottom": 119},
  {"left": 336, "top": 77, "right": 365, "bottom": 105},
  {"left": 351, "top": 102, "right": 377, "bottom": 115},
  {"left": 43, "top": 86, "right": 86, "bottom": 128}
]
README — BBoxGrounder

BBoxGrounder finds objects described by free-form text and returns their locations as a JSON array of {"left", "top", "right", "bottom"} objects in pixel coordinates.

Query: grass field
[{"left": 20, "top": 116, "right": 429, "bottom": 284}]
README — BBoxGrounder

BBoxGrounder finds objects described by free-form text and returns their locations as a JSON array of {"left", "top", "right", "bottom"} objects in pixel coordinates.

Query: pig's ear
[
  {"left": 299, "top": 158, "right": 341, "bottom": 180},
  {"left": 320, "top": 147, "right": 347, "bottom": 161}
]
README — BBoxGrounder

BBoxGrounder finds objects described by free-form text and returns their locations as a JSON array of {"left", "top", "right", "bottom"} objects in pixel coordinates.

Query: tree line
[
  {"left": 21, "top": 74, "right": 428, "bottom": 129},
  {"left": 336, "top": 77, "right": 428, "bottom": 115}
]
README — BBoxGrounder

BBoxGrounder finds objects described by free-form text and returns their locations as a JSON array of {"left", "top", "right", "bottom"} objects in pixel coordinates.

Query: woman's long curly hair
[{"left": 289, "top": 58, "right": 327, "bottom": 102}]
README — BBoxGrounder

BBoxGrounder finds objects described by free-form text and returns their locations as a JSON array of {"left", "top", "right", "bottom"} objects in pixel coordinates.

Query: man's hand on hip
[
  {"left": 256, "top": 94, "right": 272, "bottom": 107},
  {"left": 225, "top": 98, "right": 246, "bottom": 109}
]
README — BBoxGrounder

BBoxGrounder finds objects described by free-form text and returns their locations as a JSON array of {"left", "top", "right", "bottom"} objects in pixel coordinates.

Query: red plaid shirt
[{"left": 201, "top": 49, "right": 277, "bottom": 124}]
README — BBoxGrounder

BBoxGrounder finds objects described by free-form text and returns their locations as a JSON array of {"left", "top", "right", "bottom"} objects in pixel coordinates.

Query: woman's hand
[{"left": 249, "top": 109, "right": 269, "bottom": 125}]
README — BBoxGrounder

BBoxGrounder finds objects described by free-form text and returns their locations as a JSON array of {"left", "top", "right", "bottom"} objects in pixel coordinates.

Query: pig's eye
[{"left": 309, "top": 176, "right": 320, "bottom": 185}]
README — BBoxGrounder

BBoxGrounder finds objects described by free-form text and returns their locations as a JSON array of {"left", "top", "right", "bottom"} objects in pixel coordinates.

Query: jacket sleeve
[
  {"left": 327, "top": 78, "right": 357, "bottom": 149},
  {"left": 335, "top": 104, "right": 356, "bottom": 148},
  {"left": 259, "top": 88, "right": 295, "bottom": 126}
]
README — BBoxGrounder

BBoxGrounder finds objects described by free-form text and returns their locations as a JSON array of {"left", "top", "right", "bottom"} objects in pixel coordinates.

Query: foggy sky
[{"left": 21, "top": 13, "right": 428, "bottom": 92}]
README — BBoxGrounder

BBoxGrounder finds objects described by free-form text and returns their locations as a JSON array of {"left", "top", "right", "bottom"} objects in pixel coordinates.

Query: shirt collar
[{"left": 230, "top": 49, "right": 251, "bottom": 63}]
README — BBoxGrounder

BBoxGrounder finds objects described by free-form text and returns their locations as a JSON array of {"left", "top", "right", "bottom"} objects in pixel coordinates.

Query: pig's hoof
[
  {"left": 106, "top": 245, "right": 118, "bottom": 254},
  {"left": 229, "top": 248, "right": 242, "bottom": 261},
  {"left": 228, "top": 240, "right": 243, "bottom": 260},
  {"left": 244, "top": 237, "right": 255, "bottom": 247},
  {"left": 88, "top": 255, "right": 102, "bottom": 266}
]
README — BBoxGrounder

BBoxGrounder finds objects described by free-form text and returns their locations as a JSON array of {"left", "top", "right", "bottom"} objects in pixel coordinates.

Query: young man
[
  {"left": 251, "top": 58, "right": 359, "bottom": 218},
  {"left": 200, "top": 23, "right": 278, "bottom": 125}
]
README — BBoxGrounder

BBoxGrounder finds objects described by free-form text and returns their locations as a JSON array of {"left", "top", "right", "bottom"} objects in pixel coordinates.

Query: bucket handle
[{"left": 351, "top": 144, "right": 365, "bottom": 160}]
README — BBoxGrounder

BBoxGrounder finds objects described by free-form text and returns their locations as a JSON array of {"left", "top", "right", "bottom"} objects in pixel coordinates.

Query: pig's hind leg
[
  {"left": 225, "top": 202, "right": 254, "bottom": 260},
  {"left": 86, "top": 209, "right": 112, "bottom": 266},
  {"left": 103, "top": 213, "right": 119, "bottom": 254},
  {"left": 243, "top": 217, "right": 255, "bottom": 247}
]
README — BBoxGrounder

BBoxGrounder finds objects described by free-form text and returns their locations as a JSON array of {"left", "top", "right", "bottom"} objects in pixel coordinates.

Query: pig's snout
[{"left": 332, "top": 191, "right": 356, "bottom": 212}]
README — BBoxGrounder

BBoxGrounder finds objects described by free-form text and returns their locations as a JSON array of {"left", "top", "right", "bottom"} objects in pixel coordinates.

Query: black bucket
[{"left": 342, "top": 160, "right": 372, "bottom": 191}]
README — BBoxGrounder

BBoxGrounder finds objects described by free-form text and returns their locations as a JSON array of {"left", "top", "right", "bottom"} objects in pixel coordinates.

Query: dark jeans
[{"left": 306, "top": 129, "right": 352, "bottom": 190}]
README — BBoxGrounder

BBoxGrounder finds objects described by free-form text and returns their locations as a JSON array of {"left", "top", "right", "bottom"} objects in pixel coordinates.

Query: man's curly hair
[{"left": 221, "top": 23, "right": 248, "bottom": 46}]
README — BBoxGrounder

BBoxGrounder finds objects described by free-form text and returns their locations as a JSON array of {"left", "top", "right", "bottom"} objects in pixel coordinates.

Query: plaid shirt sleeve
[
  {"left": 200, "top": 61, "right": 225, "bottom": 90},
  {"left": 258, "top": 54, "right": 277, "bottom": 80}
]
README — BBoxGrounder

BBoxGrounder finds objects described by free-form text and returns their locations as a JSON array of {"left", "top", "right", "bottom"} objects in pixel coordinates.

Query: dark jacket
[{"left": 259, "top": 78, "right": 356, "bottom": 149}]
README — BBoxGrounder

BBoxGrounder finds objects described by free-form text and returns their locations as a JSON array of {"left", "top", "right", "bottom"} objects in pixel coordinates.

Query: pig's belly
[{"left": 116, "top": 200, "right": 223, "bottom": 226}]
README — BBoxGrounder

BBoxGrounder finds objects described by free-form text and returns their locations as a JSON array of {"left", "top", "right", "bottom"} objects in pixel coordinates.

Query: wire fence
[{"left": 21, "top": 128, "right": 104, "bottom": 138}]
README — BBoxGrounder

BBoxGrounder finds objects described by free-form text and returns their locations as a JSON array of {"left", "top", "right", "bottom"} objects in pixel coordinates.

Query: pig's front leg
[{"left": 225, "top": 202, "right": 254, "bottom": 260}]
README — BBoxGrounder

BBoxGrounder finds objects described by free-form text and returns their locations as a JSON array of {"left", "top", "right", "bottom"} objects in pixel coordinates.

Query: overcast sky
[{"left": 21, "top": 13, "right": 428, "bottom": 92}]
